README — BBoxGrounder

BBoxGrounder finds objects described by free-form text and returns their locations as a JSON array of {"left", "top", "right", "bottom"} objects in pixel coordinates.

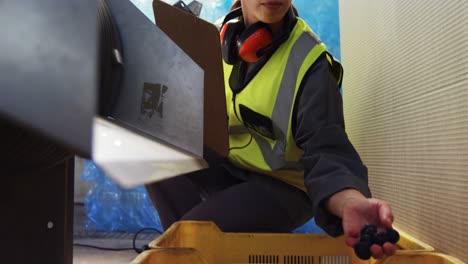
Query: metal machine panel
[
  {"left": 154, "top": 0, "right": 229, "bottom": 158},
  {"left": 0, "top": 0, "right": 97, "bottom": 156},
  {"left": 106, "top": 0, "right": 204, "bottom": 158}
]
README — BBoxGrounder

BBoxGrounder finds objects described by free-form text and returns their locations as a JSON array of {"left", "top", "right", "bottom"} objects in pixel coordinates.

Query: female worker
[{"left": 146, "top": 0, "right": 397, "bottom": 259}]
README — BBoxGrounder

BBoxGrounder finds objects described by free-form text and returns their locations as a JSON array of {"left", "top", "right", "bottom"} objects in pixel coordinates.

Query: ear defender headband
[{"left": 220, "top": 7, "right": 295, "bottom": 65}]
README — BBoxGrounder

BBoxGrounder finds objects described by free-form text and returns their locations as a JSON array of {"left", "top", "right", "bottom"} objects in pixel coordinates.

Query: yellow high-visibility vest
[{"left": 224, "top": 18, "right": 343, "bottom": 191}]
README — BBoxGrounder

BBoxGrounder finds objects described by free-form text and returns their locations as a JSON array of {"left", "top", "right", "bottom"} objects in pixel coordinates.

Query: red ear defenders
[
  {"left": 220, "top": 7, "right": 296, "bottom": 65},
  {"left": 219, "top": 7, "right": 275, "bottom": 65},
  {"left": 220, "top": 20, "right": 273, "bottom": 64}
]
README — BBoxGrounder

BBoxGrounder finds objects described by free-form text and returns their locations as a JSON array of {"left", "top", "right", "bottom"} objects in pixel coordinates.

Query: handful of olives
[{"left": 354, "top": 224, "right": 400, "bottom": 260}]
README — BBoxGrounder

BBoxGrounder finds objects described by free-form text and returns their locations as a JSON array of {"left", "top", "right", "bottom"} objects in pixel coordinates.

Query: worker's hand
[
  {"left": 326, "top": 189, "right": 397, "bottom": 260},
  {"left": 341, "top": 196, "right": 397, "bottom": 259}
]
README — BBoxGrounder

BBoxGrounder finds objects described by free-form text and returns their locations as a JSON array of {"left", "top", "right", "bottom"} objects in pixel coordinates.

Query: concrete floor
[{"left": 73, "top": 246, "right": 138, "bottom": 264}]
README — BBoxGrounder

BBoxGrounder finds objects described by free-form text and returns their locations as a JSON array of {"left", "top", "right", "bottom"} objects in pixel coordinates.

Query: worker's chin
[{"left": 260, "top": 16, "right": 283, "bottom": 25}]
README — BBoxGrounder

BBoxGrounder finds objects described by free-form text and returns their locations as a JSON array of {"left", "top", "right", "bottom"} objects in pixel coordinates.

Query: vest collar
[{"left": 229, "top": 13, "right": 298, "bottom": 95}]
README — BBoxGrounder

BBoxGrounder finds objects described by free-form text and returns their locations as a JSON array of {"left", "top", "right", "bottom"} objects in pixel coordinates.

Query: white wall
[{"left": 339, "top": 0, "right": 468, "bottom": 262}]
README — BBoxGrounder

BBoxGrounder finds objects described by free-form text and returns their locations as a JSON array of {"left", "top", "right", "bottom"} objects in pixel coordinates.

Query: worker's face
[{"left": 240, "top": 0, "right": 292, "bottom": 27}]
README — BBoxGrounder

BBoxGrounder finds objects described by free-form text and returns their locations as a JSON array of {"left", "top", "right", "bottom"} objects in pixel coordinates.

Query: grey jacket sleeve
[{"left": 293, "top": 55, "right": 371, "bottom": 237}]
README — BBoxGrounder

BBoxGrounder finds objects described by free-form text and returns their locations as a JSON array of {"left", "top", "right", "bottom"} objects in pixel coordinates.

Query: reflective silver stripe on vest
[{"left": 255, "top": 32, "right": 319, "bottom": 170}]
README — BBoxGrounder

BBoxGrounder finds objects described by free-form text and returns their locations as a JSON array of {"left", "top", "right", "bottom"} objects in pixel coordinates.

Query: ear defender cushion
[
  {"left": 220, "top": 21, "right": 244, "bottom": 65},
  {"left": 236, "top": 22, "right": 272, "bottom": 63}
]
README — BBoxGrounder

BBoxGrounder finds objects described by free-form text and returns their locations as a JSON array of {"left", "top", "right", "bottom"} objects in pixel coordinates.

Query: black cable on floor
[
  {"left": 73, "top": 226, "right": 163, "bottom": 252},
  {"left": 73, "top": 227, "right": 163, "bottom": 252},
  {"left": 132, "top": 227, "right": 163, "bottom": 253},
  {"left": 73, "top": 243, "right": 134, "bottom": 251}
]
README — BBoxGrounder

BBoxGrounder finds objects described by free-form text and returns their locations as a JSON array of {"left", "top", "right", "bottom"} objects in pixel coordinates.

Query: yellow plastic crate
[{"left": 131, "top": 221, "right": 464, "bottom": 264}]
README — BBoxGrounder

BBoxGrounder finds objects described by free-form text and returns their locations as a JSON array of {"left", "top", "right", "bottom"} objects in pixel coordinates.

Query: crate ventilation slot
[
  {"left": 248, "top": 255, "right": 279, "bottom": 263},
  {"left": 284, "top": 255, "right": 314, "bottom": 264},
  {"left": 319, "top": 256, "right": 350, "bottom": 264}
]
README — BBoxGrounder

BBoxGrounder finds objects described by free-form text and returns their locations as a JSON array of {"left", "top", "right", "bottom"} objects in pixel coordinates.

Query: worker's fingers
[
  {"left": 382, "top": 242, "right": 397, "bottom": 256},
  {"left": 346, "top": 236, "right": 359, "bottom": 247},
  {"left": 370, "top": 244, "right": 384, "bottom": 259},
  {"left": 377, "top": 200, "right": 394, "bottom": 228}
]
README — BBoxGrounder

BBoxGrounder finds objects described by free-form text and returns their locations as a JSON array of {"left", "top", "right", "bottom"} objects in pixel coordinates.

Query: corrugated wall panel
[{"left": 339, "top": 0, "right": 468, "bottom": 262}]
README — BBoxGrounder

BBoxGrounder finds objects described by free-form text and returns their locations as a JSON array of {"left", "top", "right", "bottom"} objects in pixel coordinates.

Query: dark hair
[{"left": 230, "top": 0, "right": 299, "bottom": 16}]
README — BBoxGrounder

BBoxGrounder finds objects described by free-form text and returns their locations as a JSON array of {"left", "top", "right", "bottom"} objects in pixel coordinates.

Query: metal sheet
[
  {"left": 153, "top": 0, "right": 229, "bottom": 158},
  {"left": 93, "top": 117, "right": 207, "bottom": 188},
  {"left": 0, "top": 0, "right": 97, "bottom": 156},
  {"left": 106, "top": 0, "right": 204, "bottom": 158}
]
